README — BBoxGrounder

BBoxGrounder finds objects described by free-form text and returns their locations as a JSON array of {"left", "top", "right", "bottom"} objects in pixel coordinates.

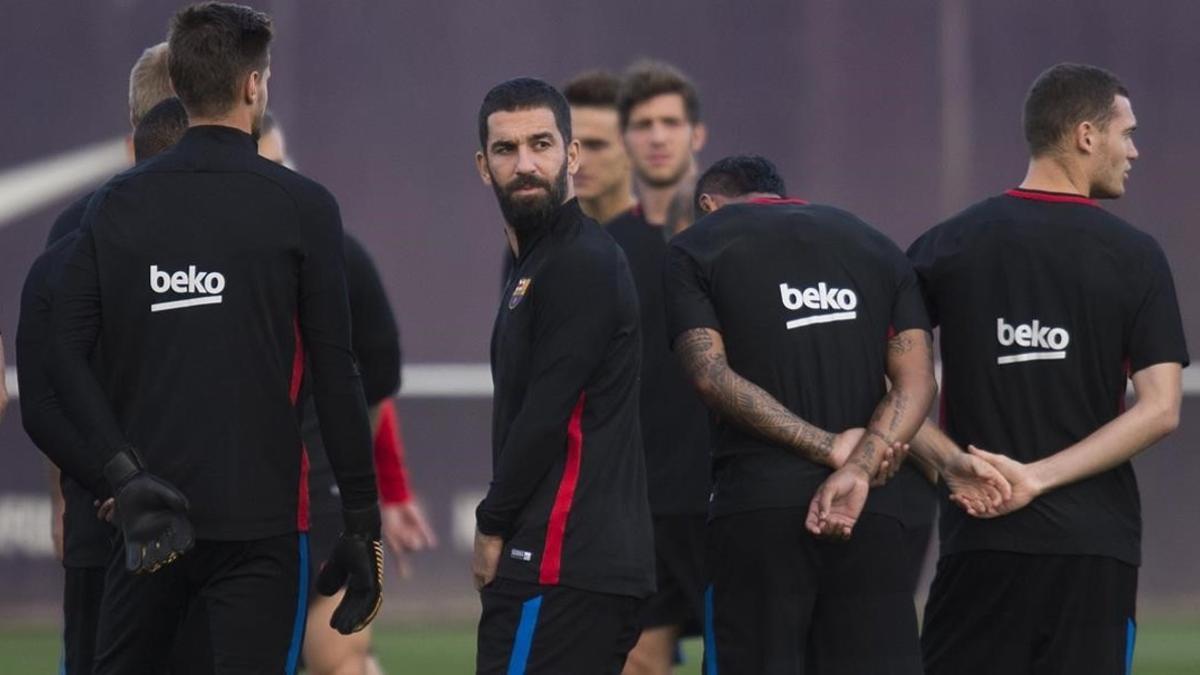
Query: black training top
[
  {"left": 606, "top": 207, "right": 711, "bottom": 516},
  {"left": 304, "top": 232, "right": 401, "bottom": 510},
  {"left": 50, "top": 125, "right": 378, "bottom": 541},
  {"left": 478, "top": 199, "right": 655, "bottom": 598},
  {"left": 18, "top": 230, "right": 114, "bottom": 568},
  {"left": 46, "top": 192, "right": 90, "bottom": 248},
  {"left": 665, "top": 198, "right": 932, "bottom": 523},
  {"left": 907, "top": 188, "right": 1190, "bottom": 566}
]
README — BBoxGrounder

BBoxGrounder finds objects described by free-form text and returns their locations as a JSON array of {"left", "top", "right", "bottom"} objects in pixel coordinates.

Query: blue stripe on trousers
[
  {"left": 285, "top": 533, "right": 310, "bottom": 675},
  {"left": 704, "top": 584, "right": 718, "bottom": 675},
  {"left": 506, "top": 595, "right": 543, "bottom": 675},
  {"left": 1125, "top": 617, "right": 1136, "bottom": 675}
]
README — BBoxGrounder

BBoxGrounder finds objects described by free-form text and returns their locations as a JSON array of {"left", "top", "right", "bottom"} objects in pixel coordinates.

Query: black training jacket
[
  {"left": 50, "top": 125, "right": 377, "bottom": 541},
  {"left": 478, "top": 199, "right": 655, "bottom": 598}
]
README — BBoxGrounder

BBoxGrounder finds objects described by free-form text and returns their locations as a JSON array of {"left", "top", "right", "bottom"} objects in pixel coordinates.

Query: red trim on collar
[
  {"left": 748, "top": 197, "right": 809, "bottom": 205},
  {"left": 1004, "top": 188, "right": 1099, "bottom": 207}
]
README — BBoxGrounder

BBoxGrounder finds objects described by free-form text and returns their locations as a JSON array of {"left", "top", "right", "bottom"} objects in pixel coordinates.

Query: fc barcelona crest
[{"left": 509, "top": 277, "right": 532, "bottom": 309}]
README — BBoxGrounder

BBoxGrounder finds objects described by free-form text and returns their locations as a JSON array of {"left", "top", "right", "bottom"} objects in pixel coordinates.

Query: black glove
[
  {"left": 103, "top": 447, "right": 194, "bottom": 574},
  {"left": 316, "top": 505, "right": 384, "bottom": 634}
]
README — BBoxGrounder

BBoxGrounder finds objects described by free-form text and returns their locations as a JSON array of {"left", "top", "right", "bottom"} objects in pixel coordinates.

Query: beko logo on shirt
[
  {"left": 996, "top": 317, "right": 1070, "bottom": 364},
  {"left": 779, "top": 282, "right": 858, "bottom": 329},
  {"left": 149, "top": 265, "right": 225, "bottom": 313}
]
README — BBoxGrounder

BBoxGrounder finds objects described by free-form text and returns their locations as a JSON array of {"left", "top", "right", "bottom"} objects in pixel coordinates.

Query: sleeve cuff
[{"left": 475, "top": 501, "right": 508, "bottom": 538}]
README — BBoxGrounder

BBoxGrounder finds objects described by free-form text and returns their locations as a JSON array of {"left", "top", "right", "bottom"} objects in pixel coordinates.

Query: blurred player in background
[
  {"left": 50, "top": 4, "right": 383, "bottom": 671},
  {"left": 45, "top": 42, "right": 174, "bottom": 247},
  {"left": 606, "top": 60, "right": 711, "bottom": 675},
  {"left": 473, "top": 77, "right": 654, "bottom": 674},
  {"left": 29, "top": 41, "right": 177, "bottom": 674},
  {"left": 668, "top": 155, "right": 941, "bottom": 674},
  {"left": 911, "top": 62, "right": 1187, "bottom": 675},
  {"left": 618, "top": 60, "right": 706, "bottom": 226},
  {"left": 257, "top": 112, "right": 436, "bottom": 675},
  {"left": 21, "top": 95, "right": 188, "bottom": 675},
  {"left": 562, "top": 70, "right": 636, "bottom": 225}
]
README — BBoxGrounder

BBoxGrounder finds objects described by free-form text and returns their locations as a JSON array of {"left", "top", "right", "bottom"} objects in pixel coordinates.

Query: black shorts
[
  {"left": 63, "top": 566, "right": 106, "bottom": 675},
  {"left": 640, "top": 514, "right": 706, "bottom": 634},
  {"left": 705, "top": 508, "right": 922, "bottom": 675},
  {"left": 476, "top": 578, "right": 642, "bottom": 674},
  {"left": 93, "top": 533, "right": 310, "bottom": 675},
  {"left": 922, "top": 551, "right": 1138, "bottom": 675}
]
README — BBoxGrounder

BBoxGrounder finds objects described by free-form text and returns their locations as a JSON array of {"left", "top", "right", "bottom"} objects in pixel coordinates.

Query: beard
[{"left": 493, "top": 161, "right": 569, "bottom": 235}]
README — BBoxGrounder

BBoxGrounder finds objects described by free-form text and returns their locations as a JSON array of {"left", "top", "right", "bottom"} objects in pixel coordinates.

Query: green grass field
[{"left": 0, "top": 619, "right": 1196, "bottom": 673}]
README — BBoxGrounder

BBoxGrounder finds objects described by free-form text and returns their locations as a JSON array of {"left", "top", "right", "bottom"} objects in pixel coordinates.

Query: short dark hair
[
  {"left": 563, "top": 70, "right": 621, "bottom": 109},
  {"left": 617, "top": 60, "right": 701, "bottom": 129},
  {"left": 694, "top": 155, "right": 787, "bottom": 211},
  {"left": 133, "top": 97, "right": 189, "bottom": 162},
  {"left": 1024, "top": 63, "right": 1129, "bottom": 157},
  {"left": 167, "top": 2, "right": 272, "bottom": 119},
  {"left": 478, "top": 77, "right": 572, "bottom": 150}
]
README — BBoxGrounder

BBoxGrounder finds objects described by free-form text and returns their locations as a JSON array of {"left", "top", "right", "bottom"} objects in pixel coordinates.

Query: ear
[
  {"left": 1074, "top": 121, "right": 1095, "bottom": 155},
  {"left": 691, "top": 122, "right": 708, "bottom": 153},
  {"left": 697, "top": 193, "right": 716, "bottom": 215},
  {"left": 244, "top": 70, "right": 262, "bottom": 106},
  {"left": 566, "top": 138, "right": 581, "bottom": 176},
  {"left": 475, "top": 151, "right": 493, "bottom": 186}
]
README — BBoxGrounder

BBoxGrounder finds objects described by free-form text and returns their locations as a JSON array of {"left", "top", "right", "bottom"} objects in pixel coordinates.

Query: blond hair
[{"left": 128, "top": 42, "right": 174, "bottom": 127}]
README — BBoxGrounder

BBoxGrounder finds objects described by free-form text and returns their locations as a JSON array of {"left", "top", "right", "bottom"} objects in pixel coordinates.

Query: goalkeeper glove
[
  {"left": 316, "top": 505, "right": 385, "bottom": 634},
  {"left": 103, "top": 447, "right": 194, "bottom": 574}
]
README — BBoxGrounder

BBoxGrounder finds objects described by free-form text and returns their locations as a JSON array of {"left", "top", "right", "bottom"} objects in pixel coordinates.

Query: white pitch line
[
  {"left": 3, "top": 363, "right": 1198, "bottom": 403},
  {"left": 0, "top": 137, "right": 128, "bottom": 229}
]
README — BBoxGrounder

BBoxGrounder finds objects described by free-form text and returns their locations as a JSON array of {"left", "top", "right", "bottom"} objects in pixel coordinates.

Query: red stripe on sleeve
[
  {"left": 374, "top": 399, "right": 412, "bottom": 504},
  {"left": 290, "top": 319, "right": 310, "bottom": 531},
  {"left": 539, "top": 393, "right": 586, "bottom": 585}
]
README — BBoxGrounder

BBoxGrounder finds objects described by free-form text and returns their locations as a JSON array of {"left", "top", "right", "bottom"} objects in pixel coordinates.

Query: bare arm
[
  {"left": 805, "top": 329, "right": 936, "bottom": 539},
  {"left": 674, "top": 327, "right": 837, "bottom": 467},
  {"left": 973, "top": 362, "right": 1181, "bottom": 515},
  {"left": 842, "top": 329, "right": 938, "bottom": 479}
]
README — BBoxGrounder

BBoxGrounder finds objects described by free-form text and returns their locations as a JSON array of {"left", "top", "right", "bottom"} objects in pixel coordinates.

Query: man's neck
[
  {"left": 636, "top": 158, "right": 695, "bottom": 224},
  {"left": 637, "top": 181, "right": 682, "bottom": 225},
  {"left": 1018, "top": 156, "right": 1091, "bottom": 197},
  {"left": 188, "top": 112, "right": 254, "bottom": 136},
  {"left": 504, "top": 225, "right": 520, "bottom": 258},
  {"left": 581, "top": 183, "right": 637, "bottom": 224}
]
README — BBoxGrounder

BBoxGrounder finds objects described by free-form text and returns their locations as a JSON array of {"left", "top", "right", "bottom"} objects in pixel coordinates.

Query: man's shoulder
[{"left": 46, "top": 192, "right": 94, "bottom": 246}]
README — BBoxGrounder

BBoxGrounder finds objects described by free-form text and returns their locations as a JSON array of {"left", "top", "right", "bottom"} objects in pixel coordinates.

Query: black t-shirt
[
  {"left": 478, "top": 199, "right": 655, "bottom": 598},
  {"left": 50, "top": 125, "right": 377, "bottom": 541},
  {"left": 606, "top": 207, "right": 712, "bottom": 516},
  {"left": 908, "top": 188, "right": 1190, "bottom": 565},
  {"left": 304, "top": 232, "right": 401, "bottom": 512},
  {"left": 665, "top": 198, "right": 932, "bottom": 523},
  {"left": 17, "top": 231, "right": 114, "bottom": 568}
]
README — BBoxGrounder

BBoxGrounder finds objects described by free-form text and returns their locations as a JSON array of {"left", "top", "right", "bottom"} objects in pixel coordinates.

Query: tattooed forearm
[
  {"left": 847, "top": 328, "right": 937, "bottom": 477},
  {"left": 676, "top": 328, "right": 835, "bottom": 465},
  {"left": 888, "top": 333, "right": 914, "bottom": 355}
]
